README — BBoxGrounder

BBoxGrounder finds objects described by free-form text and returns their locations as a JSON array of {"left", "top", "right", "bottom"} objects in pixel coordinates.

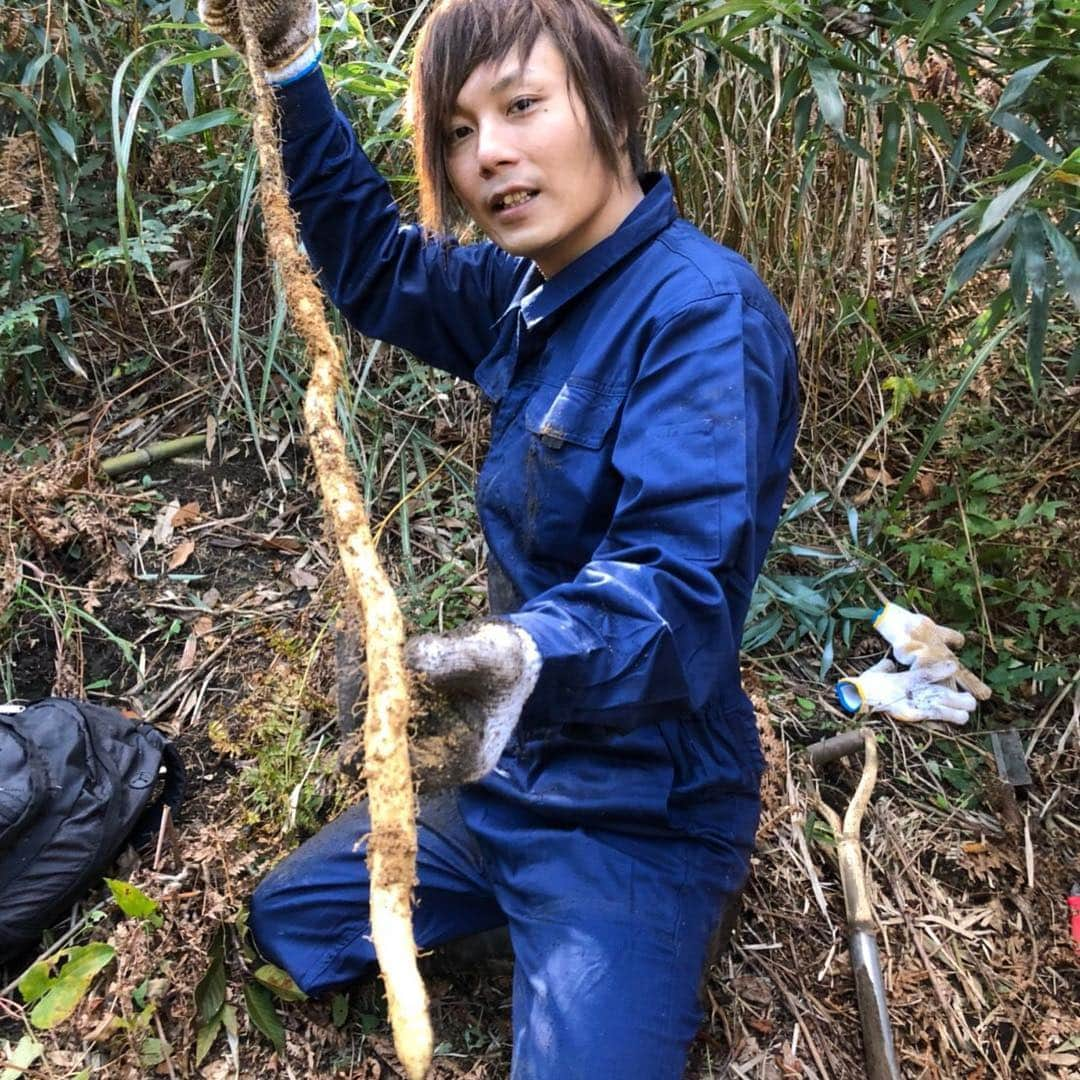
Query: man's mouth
[{"left": 493, "top": 190, "right": 538, "bottom": 213}]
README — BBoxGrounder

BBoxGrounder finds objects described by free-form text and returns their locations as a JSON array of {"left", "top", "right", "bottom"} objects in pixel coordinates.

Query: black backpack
[{"left": 0, "top": 698, "right": 185, "bottom": 956}]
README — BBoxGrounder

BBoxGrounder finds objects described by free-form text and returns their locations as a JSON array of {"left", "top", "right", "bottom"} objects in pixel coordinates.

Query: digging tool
[
  {"left": 807, "top": 728, "right": 902, "bottom": 1080},
  {"left": 990, "top": 728, "right": 1032, "bottom": 789}
]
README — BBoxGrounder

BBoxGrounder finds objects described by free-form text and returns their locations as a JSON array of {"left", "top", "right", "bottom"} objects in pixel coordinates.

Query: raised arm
[
  {"left": 275, "top": 69, "right": 528, "bottom": 379},
  {"left": 199, "top": 0, "right": 528, "bottom": 379}
]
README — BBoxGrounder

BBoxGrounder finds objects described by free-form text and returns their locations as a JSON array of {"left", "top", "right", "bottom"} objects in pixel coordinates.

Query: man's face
[{"left": 445, "top": 33, "right": 641, "bottom": 279}]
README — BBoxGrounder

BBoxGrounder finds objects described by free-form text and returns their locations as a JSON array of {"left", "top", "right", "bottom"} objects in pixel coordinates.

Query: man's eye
[
  {"left": 447, "top": 125, "right": 472, "bottom": 143},
  {"left": 509, "top": 97, "right": 536, "bottom": 114}
]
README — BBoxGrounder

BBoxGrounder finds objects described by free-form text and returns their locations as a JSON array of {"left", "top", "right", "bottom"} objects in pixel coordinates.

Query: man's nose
[{"left": 476, "top": 120, "right": 518, "bottom": 176}]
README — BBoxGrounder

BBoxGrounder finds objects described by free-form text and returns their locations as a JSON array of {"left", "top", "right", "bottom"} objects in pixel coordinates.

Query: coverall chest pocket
[{"left": 522, "top": 381, "right": 624, "bottom": 559}]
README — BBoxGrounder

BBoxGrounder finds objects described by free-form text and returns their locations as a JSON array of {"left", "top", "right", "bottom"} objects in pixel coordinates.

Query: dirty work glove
[
  {"left": 873, "top": 602, "right": 992, "bottom": 701},
  {"left": 836, "top": 657, "right": 978, "bottom": 725},
  {"left": 405, "top": 620, "right": 542, "bottom": 785},
  {"left": 197, "top": 0, "right": 320, "bottom": 83}
]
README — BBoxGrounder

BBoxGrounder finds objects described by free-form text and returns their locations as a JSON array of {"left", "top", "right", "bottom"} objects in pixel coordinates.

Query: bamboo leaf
[
  {"left": 45, "top": 120, "right": 77, "bottom": 163},
  {"left": 1019, "top": 213, "right": 1046, "bottom": 297},
  {"left": 995, "top": 57, "right": 1053, "bottom": 115},
  {"left": 946, "top": 215, "right": 1019, "bottom": 300},
  {"left": 1067, "top": 340, "right": 1080, "bottom": 382},
  {"left": 977, "top": 166, "right": 1042, "bottom": 237},
  {"left": 878, "top": 102, "right": 901, "bottom": 192},
  {"left": 991, "top": 111, "right": 1062, "bottom": 166},
  {"left": 672, "top": 1, "right": 769, "bottom": 36},
  {"left": 926, "top": 204, "right": 979, "bottom": 248},
  {"left": 807, "top": 59, "right": 844, "bottom": 133},
  {"left": 779, "top": 490, "right": 828, "bottom": 526},
  {"left": 1026, "top": 285, "right": 1049, "bottom": 394},
  {"left": 891, "top": 311, "right": 1023, "bottom": 506},
  {"left": 163, "top": 108, "right": 243, "bottom": 142},
  {"left": 914, "top": 101, "right": 954, "bottom": 147},
  {"left": 1041, "top": 216, "right": 1080, "bottom": 311}
]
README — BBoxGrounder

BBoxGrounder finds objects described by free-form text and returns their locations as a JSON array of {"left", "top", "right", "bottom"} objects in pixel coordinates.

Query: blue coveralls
[{"left": 249, "top": 68, "right": 799, "bottom": 1078}]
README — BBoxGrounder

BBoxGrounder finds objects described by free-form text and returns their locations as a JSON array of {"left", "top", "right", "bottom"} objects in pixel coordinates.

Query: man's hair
[{"left": 409, "top": 0, "right": 646, "bottom": 236}]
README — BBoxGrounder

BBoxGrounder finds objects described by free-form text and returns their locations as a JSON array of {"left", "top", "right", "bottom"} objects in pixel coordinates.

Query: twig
[{"left": 1025, "top": 666, "right": 1080, "bottom": 757}]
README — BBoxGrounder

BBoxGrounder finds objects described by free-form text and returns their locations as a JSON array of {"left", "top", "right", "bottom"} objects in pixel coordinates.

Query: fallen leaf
[
  {"left": 178, "top": 634, "right": 198, "bottom": 672},
  {"left": 205, "top": 415, "right": 217, "bottom": 457},
  {"left": 168, "top": 540, "right": 195, "bottom": 570},
  {"left": 201, "top": 588, "right": 221, "bottom": 609},
  {"left": 260, "top": 536, "right": 304, "bottom": 554},
  {"left": 152, "top": 500, "right": 180, "bottom": 547},
  {"left": 193, "top": 616, "right": 213, "bottom": 637},
  {"left": 288, "top": 565, "right": 319, "bottom": 590},
  {"left": 862, "top": 466, "right": 896, "bottom": 486},
  {"left": 171, "top": 501, "right": 201, "bottom": 529}
]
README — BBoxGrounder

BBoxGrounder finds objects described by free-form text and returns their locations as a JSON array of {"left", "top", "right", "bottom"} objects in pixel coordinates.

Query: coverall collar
[
  {"left": 505, "top": 172, "right": 677, "bottom": 331},
  {"left": 473, "top": 174, "right": 676, "bottom": 401}
]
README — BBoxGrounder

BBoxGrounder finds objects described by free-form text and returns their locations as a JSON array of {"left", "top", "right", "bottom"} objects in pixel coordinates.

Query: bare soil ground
[{"left": 1, "top": 363, "right": 1078, "bottom": 1078}]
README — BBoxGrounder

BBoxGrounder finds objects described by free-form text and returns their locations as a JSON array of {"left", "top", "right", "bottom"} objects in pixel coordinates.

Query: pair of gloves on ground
[{"left": 835, "top": 603, "right": 991, "bottom": 725}]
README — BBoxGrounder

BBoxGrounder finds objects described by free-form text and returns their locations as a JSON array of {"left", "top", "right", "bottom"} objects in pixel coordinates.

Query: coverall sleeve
[
  {"left": 275, "top": 69, "right": 524, "bottom": 380},
  {"left": 508, "top": 292, "right": 795, "bottom": 729}
]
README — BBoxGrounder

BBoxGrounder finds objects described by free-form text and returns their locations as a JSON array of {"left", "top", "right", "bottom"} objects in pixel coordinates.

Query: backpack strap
[{"left": 128, "top": 739, "right": 187, "bottom": 850}]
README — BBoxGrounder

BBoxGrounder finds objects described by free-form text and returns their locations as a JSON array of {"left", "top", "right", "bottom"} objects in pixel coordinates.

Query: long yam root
[{"left": 235, "top": 10, "right": 433, "bottom": 1077}]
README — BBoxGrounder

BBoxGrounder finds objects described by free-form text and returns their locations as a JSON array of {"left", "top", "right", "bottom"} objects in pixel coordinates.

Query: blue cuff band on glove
[
  {"left": 266, "top": 42, "right": 322, "bottom": 86},
  {"left": 835, "top": 680, "right": 863, "bottom": 715}
]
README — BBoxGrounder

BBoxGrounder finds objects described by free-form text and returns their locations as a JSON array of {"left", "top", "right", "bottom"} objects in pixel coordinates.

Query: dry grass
[{"left": 700, "top": 673, "right": 1080, "bottom": 1078}]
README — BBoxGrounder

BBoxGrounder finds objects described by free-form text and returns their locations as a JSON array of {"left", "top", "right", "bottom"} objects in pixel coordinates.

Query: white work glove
[
  {"left": 836, "top": 657, "right": 978, "bottom": 725},
  {"left": 874, "top": 602, "right": 992, "bottom": 701},
  {"left": 405, "top": 620, "right": 542, "bottom": 785},
  {"left": 198, "top": 0, "right": 320, "bottom": 84}
]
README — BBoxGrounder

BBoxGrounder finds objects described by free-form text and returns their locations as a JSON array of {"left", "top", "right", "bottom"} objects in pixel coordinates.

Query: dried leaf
[
  {"left": 0, "top": 1034, "right": 43, "bottom": 1080},
  {"left": 193, "top": 615, "right": 213, "bottom": 637},
  {"left": 152, "top": 500, "right": 180, "bottom": 547},
  {"left": 179, "top": 633, "right": 198, "bottom": 672},
  {"left": 288, "top": 565, "right": 319, "bottom": 590},
  {"left": 168, "top": 539, "right": 195, "bottom": 570},
  {"left": 862, "top": 466, "right": 896, "bottom": 486},
  {"left": 260, "top": 536, "right": 304, "bottom": 554},
  {"left": 171, "top": 501, "right": 201, "bottom": 529}
]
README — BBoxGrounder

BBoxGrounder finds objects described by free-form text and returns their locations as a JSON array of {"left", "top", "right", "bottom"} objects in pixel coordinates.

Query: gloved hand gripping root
[{"left": 233, "top": 5, "right": 432, "bottom": 1076}]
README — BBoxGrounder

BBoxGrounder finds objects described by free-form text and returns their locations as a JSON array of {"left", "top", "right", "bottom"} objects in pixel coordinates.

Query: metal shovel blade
[
  {"left": 850, "top": 928, "right": 902, "bottom": 1080},
  {"left": 991, "top": 728, "right": 1032, "bottom": 788}
]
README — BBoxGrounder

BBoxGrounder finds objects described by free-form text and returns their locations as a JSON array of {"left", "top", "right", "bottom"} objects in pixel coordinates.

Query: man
[{"left": 201, "top": 0, "right": 800, "bottom": 1073}]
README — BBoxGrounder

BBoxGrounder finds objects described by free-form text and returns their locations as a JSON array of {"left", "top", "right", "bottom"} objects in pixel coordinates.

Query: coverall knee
[{"left": 249, "top": 790, "right": 746, "bottom": 1078}]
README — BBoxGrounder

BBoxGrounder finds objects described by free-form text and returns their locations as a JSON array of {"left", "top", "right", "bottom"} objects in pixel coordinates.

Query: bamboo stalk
[
  {"left": 99, "top": 434, "right": 207, "bottom": 477},
  {"left": 234, "top": 11, "right": 432, "bottom": 1078}
]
